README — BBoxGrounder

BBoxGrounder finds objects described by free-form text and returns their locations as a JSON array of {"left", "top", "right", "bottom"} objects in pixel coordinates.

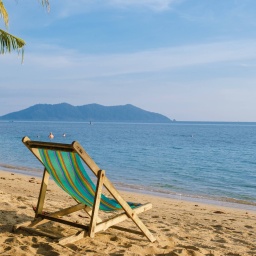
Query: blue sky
[{"left": 1, "top": 0, "right": 256, "bottom": 121}]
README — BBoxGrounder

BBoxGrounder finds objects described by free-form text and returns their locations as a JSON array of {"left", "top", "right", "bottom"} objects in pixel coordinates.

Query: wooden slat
[
  {"left": 83, "top": 205, "right": 103, "bottom": 222},
  {"left": 72, "top": 141, "right": 101, "bottom": 176},
  {"left": 30, "top": 203, "right": 87, "bottom": 227},
  {"left": 13, "top": 220, "right": 34, "bottom": 231},
  {"left": 103, "top": 178, "right": 156, "bottom": 242},
  {"left": 95, "top": 203, "right": 152, "bottom": 233},
  {"left": 19, "top": 226, "right": 61, "bottom": 239},
  {"left": 58, "top": 231, "right": 87, "bottom": 245},
  {"left": 14, "top": 204, "right": 87, "bottom": 231},
  {"left": 23, "top": 137, "right": 45, "bottom": 166},
  {"left": 37, "top": 215, "right": 90, "bottom": 230},
  {"left": 89, "top": 170, "right": 105, "bottom": 238},
  {"left": 35, "top": 168, "right": 49, "bottom": 217},
  {"left": 47, "top": 203, "right": 87, "bottom": 218},
  {"left": 23, "top": 136, "right": 74, "bottom": 152}
]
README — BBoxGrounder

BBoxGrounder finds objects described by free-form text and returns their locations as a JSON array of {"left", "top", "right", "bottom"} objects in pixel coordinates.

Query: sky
[{"left": 1, "top": 0, "right": 256, "bottom": 121}]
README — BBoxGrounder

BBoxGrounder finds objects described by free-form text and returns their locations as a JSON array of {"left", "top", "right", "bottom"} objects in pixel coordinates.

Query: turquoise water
[{"left": 0, "top": 121, "right": 255, "bottom": 209}]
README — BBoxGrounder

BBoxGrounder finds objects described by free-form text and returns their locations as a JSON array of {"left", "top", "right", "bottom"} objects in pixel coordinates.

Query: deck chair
[{"left": 13, "top": 136, "right": 156, "bottom": 244}]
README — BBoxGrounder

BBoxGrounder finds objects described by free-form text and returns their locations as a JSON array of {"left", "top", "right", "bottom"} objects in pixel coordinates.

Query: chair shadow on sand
[
  {"left": 1, "top": 208, "right": 157, "bottom": 255},
  {"left": 0, "top": 209, "right": 69, "bottom": 256}
]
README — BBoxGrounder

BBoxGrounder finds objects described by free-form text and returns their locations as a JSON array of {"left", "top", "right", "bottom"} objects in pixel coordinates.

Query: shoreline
[
  {"left": 0, "top": 169, "right": 256, "bottom": 255},
  {"left": 1, "top": 164, "right": 256, "bottom": 213}
]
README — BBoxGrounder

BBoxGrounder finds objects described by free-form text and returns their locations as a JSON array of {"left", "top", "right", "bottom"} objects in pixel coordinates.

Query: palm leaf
[
  {"left": 0, "top": 29, "right": 25, "bottom": 60},
  {"left": 40, "top": 0, "right": 50, "bottom": 11},
  {"left": 0, "top": 0, "right": 49, "bottom": 61},
  {"left": 0, "top": 0, "right": 9, "bottom": 27}
]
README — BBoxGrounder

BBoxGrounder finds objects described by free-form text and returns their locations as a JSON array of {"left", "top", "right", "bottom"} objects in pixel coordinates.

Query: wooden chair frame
[{"left": 13, "top": 136, "right": 156, "bottom": 244}]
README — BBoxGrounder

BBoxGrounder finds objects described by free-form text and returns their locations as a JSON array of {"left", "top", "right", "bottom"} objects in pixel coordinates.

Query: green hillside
[{"left": 0, "top": 103, "right": 172, "bottom": 123}]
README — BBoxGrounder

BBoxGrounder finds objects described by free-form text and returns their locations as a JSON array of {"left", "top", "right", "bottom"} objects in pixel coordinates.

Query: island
[{"left": 0, "top": 103, "right": 172, "bottom": 123}]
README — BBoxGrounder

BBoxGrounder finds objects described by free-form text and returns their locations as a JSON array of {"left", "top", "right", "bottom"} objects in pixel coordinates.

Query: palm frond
[
  {"left": 0, "top": 29, "right": 25, "bottom": 60},
  {"left": 40, "top": 0, "right": 50, "bottom": 12},
  {"left": 0, "top": 0, "right": 49, "bottom": 61},
  {"left": 0, "top": 0, "right": 9, "bottom": 27}
]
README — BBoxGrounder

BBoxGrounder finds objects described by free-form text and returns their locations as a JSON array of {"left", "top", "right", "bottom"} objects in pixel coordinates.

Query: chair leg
[
  {"left": 89, "top": 170, "right": 105, "bottom": 238},
  {"left": 35, "top": 168, "right": 50, "bottom": 217},
  {"left": 104, "top": 178, "right": 156, "bottom": 242}
]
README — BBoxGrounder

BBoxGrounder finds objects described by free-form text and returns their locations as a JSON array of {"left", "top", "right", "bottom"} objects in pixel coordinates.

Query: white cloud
[
  {"left": 107, "top": 0, "right": 178, "bottom": 11},
  {"left": 2, "top": 39, "right": 256, "bottom": 81},
  {"left": 2, "top": 39, "right": 256, "bottom": 86},
  {"left": 19, "top": 39, "right": 256, "bottom": 78},
  {"left": 49, "top": 0, "right": 179, "bottom": 19}
]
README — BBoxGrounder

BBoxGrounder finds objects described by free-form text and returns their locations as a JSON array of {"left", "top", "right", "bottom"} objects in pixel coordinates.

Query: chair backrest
[
  {"left": 23, "top": 137, "right": 140, "bottom": 211},
  {"left": 39, "top": 149, "right": 123, "bottom": 211}
]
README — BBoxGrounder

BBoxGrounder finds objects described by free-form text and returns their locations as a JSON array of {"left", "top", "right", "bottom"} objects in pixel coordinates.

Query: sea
[{"left": 0, "top": 121, "right": 255, "bottom": 211}]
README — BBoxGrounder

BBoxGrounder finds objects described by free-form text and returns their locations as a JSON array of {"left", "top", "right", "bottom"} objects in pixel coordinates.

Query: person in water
[{"left": 48, "top": 132, "right": 54, "bottom": 139}]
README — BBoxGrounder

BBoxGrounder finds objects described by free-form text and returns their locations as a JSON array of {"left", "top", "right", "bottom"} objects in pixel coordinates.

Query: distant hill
[{"left": 0, "top": 103, "right": 172, "bottom": 123}]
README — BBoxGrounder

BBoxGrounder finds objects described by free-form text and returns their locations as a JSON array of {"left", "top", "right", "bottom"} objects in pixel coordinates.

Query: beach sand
[{"left": 0, "top": 170, "right": 255, "bottom": 256}]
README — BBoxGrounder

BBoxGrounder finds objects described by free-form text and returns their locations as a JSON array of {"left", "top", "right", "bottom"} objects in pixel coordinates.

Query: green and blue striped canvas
[{"left": 38, "top": 149, "right": 140, "bottom": 212}]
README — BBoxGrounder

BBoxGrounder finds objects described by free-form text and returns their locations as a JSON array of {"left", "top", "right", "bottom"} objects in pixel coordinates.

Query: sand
[{"left": 0, "top": 170, "right": 255, "bottom": 256}]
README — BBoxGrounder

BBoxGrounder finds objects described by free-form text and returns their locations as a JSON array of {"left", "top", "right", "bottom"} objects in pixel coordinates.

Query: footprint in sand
[
  {"left": 110, "top": 236, "right": 119, "bottom": 242},
  {"left": 17, "top": 206, "right": 27, "bottom": 209}
]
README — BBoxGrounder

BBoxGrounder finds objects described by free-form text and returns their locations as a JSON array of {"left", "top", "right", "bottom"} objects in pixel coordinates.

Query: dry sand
[{"left": 0, "top": 170, "right": 255, "bottom": 256}]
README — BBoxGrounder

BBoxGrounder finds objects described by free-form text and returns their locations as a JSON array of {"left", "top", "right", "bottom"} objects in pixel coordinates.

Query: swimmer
[
  {"left": 62, "top": 133, "right": 66, "bottom": 137},
  {"left": 48, "top": 132, "right": 54, "bottom": 139}
]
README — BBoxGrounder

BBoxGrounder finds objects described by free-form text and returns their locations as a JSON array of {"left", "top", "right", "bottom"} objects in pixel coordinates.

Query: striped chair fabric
[{"left": 38, "top": 149, "right": 140, "bottom": 212}]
